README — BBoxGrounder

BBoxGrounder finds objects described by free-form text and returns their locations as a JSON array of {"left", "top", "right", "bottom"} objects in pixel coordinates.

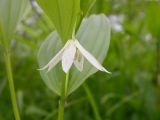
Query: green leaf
[
  {"left": 75, "top": 0, "right": 96, "bottom": 32},
  {"left": 36, "top": 0, "right": 81, "bottom": 43},
  {"left": 38, "top": 32, "right": 65, "bottom": 95},
  {"left": 37, "top": 14, "right": 111, "bottom": 96},
  {"left": 0, "top": 0, "right": 29, "bottom": 43},
  {"left": 0, "top": 20, "right": 2, "bottom": 41},
  {"left": 146, "top": 2, "right": 160, "bottom": 38},
  {"left": 69, "top": 14, "right": 110, "bottom": 94},
  {"left": 81, "top": 0, "right": 96, "bottom": 17}
]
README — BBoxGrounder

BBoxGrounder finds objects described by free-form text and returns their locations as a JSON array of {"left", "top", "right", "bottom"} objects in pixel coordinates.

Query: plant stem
[
  {"left": 57, "top": 95, "right": 65, "bottom": 120},
  {"left": 156, "top": 39, "right": 160, "bottom": 83},
  {"left": 58, "top": 72, "right": 69, "bottom": 120},
  {"left": 83, "top": 83, "right": 101, "bottom": 120},
  {"left": 4, "top": 48, "right": 21, "bottom": 120}
]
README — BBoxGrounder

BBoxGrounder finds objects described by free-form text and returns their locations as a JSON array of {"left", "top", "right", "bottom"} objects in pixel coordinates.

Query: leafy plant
[
  {"left": 1, "top": 1, "right": 158, "bottom": 120},
  {"left": 38, "top": 14, "right": 111, "bottom": 96},
  {"left": 36, "top": 0, "right": 111, "bottom": 119},
  {"left": 0, "top": 0, "right": 29, "bottom": 120}
]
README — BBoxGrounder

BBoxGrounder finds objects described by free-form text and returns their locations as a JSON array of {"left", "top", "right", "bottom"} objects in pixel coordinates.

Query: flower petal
[
  {"left": 39, "top": 40, "right": 70, "bottom": 72},
  {"left": 74, "top": 50, "right": 84, "bottom": 72},
  {"left": 75, "top": 40, "right": 111, "bottom": 73},
  {"left": 62, "top": 41, "right": 77, "bottom": 73}
]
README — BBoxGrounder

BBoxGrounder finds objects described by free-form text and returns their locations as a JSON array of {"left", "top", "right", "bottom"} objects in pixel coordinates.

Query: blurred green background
[{"left": 0, "top": 0, "right": 160, "bottom": 120}]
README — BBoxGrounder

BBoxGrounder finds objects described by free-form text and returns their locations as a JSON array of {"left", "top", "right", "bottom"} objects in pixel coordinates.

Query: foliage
[
  {"left": 37, "top": 15, "right": 110, "bottom": 96},
  {"left": 0, "top": 0, "right": 29, "bottom": 46},
  {"left": 36, "top": 0, "right": 81, "bottom": 43}
]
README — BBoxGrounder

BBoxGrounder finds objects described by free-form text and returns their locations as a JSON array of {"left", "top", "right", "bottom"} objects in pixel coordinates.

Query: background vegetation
[{"left": 0, "top": 0, "right": 160, "bottom": 120}]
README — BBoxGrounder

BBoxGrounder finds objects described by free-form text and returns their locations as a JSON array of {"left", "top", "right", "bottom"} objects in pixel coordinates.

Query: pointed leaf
[
  {"left": 0, "top": 20, "right": 2, "bottom": 41},
  {"left": 69, "top": 14, "right": 111, "bottom": 94},
  {"left": 81, "top": 0, "right": 96, "bottom": 17},
  {"left": 36, "top": 0, "right": 81, "bottom": 42},
  {"left": 37, "top": 32, "right": 65, "bottom": 95},
  {"left": 146, "top": 2, "right": 160, "bottom": 38},
  {"left": 37, "top": 14, "right": 111, "bottom": 96},
  {"left": 0, "top": 0, "right": 29, "bottom": 43},
  {"left": 76, "top": 0, "right": 96, "bottom": 32}
]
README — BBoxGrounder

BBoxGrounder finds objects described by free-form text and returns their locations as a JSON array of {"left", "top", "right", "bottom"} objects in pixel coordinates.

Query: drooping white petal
[
  {"left": 62, "top": 41, "right": 77, "bottom": 73},
  {"left": 39, "top": 40, "right": 71, "bottom": 72},
  {"left": 75, "top": 40, "right": 111, "bottom": 74},
  {"left": 74, "top": 50, "right": 84, "bottom": 72}
]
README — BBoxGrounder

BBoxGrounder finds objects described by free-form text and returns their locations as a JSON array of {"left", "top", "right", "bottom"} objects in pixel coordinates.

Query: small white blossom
[
  {"left": 109, "top": 14, "right": 124, "bottom": 32},
  {"left": 39, "top": 39, "right": 110, "bottom": 74},
  {"left": 145, "top": 33, "right": 152, "bottom": 42}
]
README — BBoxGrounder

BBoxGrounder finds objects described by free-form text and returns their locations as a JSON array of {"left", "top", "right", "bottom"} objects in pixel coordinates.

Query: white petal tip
[
  {"left": 74, "top": 62, "right": 84, "bottom": 72},
  {"left": 62, "top": 63, "right": 69, "bottom": 73},
  {"left": 75, "top": 68, "right": 83, "bottom": 72},
  {"left": 37, "top": 65, "right": 49, "bottom": 71},
  {"left": 102, "top": 68, "right": 111, "bottom": 74},
  {"left": 37, "top": 68, "right": 51, "bottom": 74},
  {"left": 106, "top": 71, "right": 112, "bottom": 74},
  {"left": 62, "top": 68, "right": 69, "bottom": 73},
  {"left": 37, "top": 67, "right": 47, "bottom": 71},
  {"left": 37, "top": 69, "right": 41, "bottom": 71}
]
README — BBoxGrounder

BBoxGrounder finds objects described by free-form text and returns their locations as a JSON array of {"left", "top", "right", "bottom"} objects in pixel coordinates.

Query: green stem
[
  {"left": 83, "top": 84, "right": 101, "bottom": 120},
  {"left": 4, "top": 48, "right": 21, "bottom": 120},
  {"left": 156, "top": 39, "right": 160, "bottom": 83},
  {"left": 58, "top": 72, "right": 69, "bottom": 120}
]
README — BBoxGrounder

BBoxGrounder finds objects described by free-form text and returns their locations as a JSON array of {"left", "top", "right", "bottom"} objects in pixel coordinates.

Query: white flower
[
  {"left": 108, "top": 14, "right": 124, "bottom": 32},
  {"left": 39, "top": 39, "right": 110, "bottom": 74}
]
